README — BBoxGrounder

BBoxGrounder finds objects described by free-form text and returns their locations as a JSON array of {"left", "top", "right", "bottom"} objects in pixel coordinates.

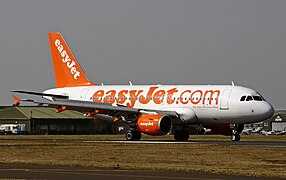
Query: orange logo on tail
[
  {"left": 48, "top": 32, "right": 95, "bottom": 88},
  {"left": 54, "top": 39, "right": 80, "bottom": 80}
]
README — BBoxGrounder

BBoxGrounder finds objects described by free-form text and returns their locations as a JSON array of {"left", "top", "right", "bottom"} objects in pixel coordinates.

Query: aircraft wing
[
  {"left": 21, "top": 98, "right": 138, "bottom": 113},
  {"left": 11, "top": 90, "right": 69, "bottom": 99},
  {"left": 12, "top": 91, "right": 179, "bottom": 121},
  {"left": 23, "top": 98, "right": 179, "bottom": 116}
]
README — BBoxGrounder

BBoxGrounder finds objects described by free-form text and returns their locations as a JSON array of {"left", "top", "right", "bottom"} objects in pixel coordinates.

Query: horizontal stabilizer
[{"left": 12, "top": 95, "right": 21, "bottom": 106}]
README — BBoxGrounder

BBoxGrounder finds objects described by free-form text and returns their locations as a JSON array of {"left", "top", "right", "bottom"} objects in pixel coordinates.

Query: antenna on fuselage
[
  {"left": 101, "top": 83, "right": 104, "bottom": 86},
  {"left": 231, "top": 81, "right": 235, "bottom": 86},
  {"left": 129, "top": 81, "right": 133, "bottom": 86}
]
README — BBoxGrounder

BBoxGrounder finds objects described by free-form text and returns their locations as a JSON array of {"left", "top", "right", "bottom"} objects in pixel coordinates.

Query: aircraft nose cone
[{"left": 262, "top": 103, "right": 275, "bottom": 120}]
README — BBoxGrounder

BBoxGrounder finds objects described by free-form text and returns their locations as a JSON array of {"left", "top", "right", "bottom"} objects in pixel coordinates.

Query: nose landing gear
[
  {"left": 231, "top": 132, "right": 241, "bottom": 141},
  {"left": 231, "top": 124, "right": 244, "bottom": 141}
]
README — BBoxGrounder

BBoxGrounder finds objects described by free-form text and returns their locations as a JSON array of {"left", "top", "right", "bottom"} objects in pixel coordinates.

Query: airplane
[{"left": 12, "top": 32, "right": 275, "bottom": 141}]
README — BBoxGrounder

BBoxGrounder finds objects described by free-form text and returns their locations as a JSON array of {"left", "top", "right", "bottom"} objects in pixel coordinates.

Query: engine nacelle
[{"left": 137, "top": 114, "right": 172, "bottom": 135}]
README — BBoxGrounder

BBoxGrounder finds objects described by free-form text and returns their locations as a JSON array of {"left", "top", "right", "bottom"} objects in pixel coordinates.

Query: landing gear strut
[
  {"left": 126, "top": 129, "right": 142, "bottom": 141},
  {"left": 231, "top": 124, "right": 244, "bottom": 141}
]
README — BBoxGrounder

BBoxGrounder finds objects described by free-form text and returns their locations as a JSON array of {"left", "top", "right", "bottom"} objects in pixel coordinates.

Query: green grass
[{"left": 0, "top": 135, "right": 285, "bottom": 178}]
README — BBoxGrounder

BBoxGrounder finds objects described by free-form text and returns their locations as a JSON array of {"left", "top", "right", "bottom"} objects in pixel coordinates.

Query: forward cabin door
[{"left": 220, "top": 89, "right": 232, "bottom": 110}]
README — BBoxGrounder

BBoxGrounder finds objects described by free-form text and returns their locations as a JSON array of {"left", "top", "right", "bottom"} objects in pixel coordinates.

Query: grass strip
[{"left": 0, "top": 135, "right": 285, "bottom": 178}]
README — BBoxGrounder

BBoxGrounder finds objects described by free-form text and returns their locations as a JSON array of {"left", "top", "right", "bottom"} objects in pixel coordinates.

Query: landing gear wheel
[
  {"left": 231, "top": 124, "right": 243, "bottom": 142},
  {"left": 134, "top": 131, "right": 142, "bottom": 141},
  {"left": 126, "top": 130, "right": 141, "bottom": 141},
  {"left": 174, "top": 130, "right": 189, "bottom": 141},
  {"left": 231, "top": 134, "right": 241, "bottom": 141}
]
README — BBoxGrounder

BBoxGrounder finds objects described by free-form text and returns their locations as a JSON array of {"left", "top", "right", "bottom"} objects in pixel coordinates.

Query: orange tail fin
[{"left": 48, "top": 32, "right": 96, "bottom": 88}]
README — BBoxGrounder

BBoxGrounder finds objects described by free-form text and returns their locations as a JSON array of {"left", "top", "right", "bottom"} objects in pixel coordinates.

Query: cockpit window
[
  {"left": 257, "top": 92, "right": 266, "bottom": 101},
  {"left": 240, "top": 95, "right": 265, "bottom": 102},
  {"left": 253, "top": 96, "right": 263, "bottom": 101},
  {"left": 246, "top": 96, "right": 253, "bottom": 101},
  {"left": 240, "top": 96, "right": 246, "bottom": 101}
]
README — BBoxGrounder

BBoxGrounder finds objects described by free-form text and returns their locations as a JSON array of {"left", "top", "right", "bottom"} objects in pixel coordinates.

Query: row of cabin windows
[
  {"left": 240, "top": 95, "right": 264, "bottom": 102},
  {"left": 91, "top": 96, "right": 218, "bottom": 101}
]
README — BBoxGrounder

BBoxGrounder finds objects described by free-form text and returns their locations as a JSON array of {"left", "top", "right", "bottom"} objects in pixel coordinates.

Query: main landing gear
[
  {"left": 126, "top": 129, "right": 142, "bottom": 141},
  {"left": 174, "top": 130, "right": 189, "bottom": 141},
  {"left": 231, "top": 124, "right": 244, "bottom": 141}
]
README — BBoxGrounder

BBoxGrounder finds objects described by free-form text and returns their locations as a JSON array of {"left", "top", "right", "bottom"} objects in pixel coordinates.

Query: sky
[{"left": 0, "top": 0, "right": 286, "bottom": 109}]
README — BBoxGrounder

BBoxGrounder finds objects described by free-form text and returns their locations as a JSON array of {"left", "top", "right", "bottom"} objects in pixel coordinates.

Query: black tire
[
  {"left": 126, "top": 130, "right": 135, "bottom": 141},
  {"left": 135, "top": 131, "right": 142, "bottom": 141},
  {"left": 174, "top": 130, "right": 189, "bottom": 141},
  {"left": 183, "top": 131, "right": 189, "bottom": 141},
  {"left": 126, "top": 130, "right": 141, "bottom": 141}
]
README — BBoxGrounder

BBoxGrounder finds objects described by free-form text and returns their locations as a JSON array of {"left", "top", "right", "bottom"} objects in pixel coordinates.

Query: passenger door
[{"left": 220, "top": 89, "right": 232, "bottom": 110}]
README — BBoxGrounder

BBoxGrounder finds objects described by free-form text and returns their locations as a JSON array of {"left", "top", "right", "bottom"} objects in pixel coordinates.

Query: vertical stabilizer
[{"left": 48, "top": 32, "right": 95, "bottom": 88}]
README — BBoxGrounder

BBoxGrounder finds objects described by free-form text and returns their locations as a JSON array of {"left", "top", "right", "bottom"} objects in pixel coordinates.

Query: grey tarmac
[{"left": 0, "top": 164, "right": 278, "bottom": 180}]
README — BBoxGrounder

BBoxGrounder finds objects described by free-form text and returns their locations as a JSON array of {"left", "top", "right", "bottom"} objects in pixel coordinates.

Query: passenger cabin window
[{"left": 240, "top": 96, "right": 246, "bottom": 101}]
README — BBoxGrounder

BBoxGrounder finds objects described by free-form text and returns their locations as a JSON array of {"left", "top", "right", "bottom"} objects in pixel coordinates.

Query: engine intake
[{"left": 137, "top": 114, "right": 172, "bottom": 135}]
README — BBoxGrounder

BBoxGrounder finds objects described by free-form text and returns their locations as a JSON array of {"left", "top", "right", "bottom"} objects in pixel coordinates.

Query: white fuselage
[{"left": 44, "top": 85, "right": 274, "bottom": 125}]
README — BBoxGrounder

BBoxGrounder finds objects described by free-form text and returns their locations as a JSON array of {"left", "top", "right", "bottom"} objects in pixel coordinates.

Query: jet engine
[{"left": 137, "top": 114, "right": 172, "bottom": 135}]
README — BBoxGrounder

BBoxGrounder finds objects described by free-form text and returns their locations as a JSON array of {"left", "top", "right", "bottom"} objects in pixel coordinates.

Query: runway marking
[
  {"left": 230, "top": 144, "right": 286, "bottom": 148},
  {"left": 81, "top": 140, "right": 286, "bottom": 148},
  {"left": 82, "top": 140, "right": 201, "bottom": 144},
  {"left": 0, "top": 168, "right": 223, "bottom": 180}
]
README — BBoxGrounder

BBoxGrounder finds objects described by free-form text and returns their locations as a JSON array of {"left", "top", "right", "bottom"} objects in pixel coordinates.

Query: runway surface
[
  {"left": 0, "top": 164, "right": 278, "bottom": 180},
  {"left": 81, "top": 140, "right": 286, "bottom": 148}
]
